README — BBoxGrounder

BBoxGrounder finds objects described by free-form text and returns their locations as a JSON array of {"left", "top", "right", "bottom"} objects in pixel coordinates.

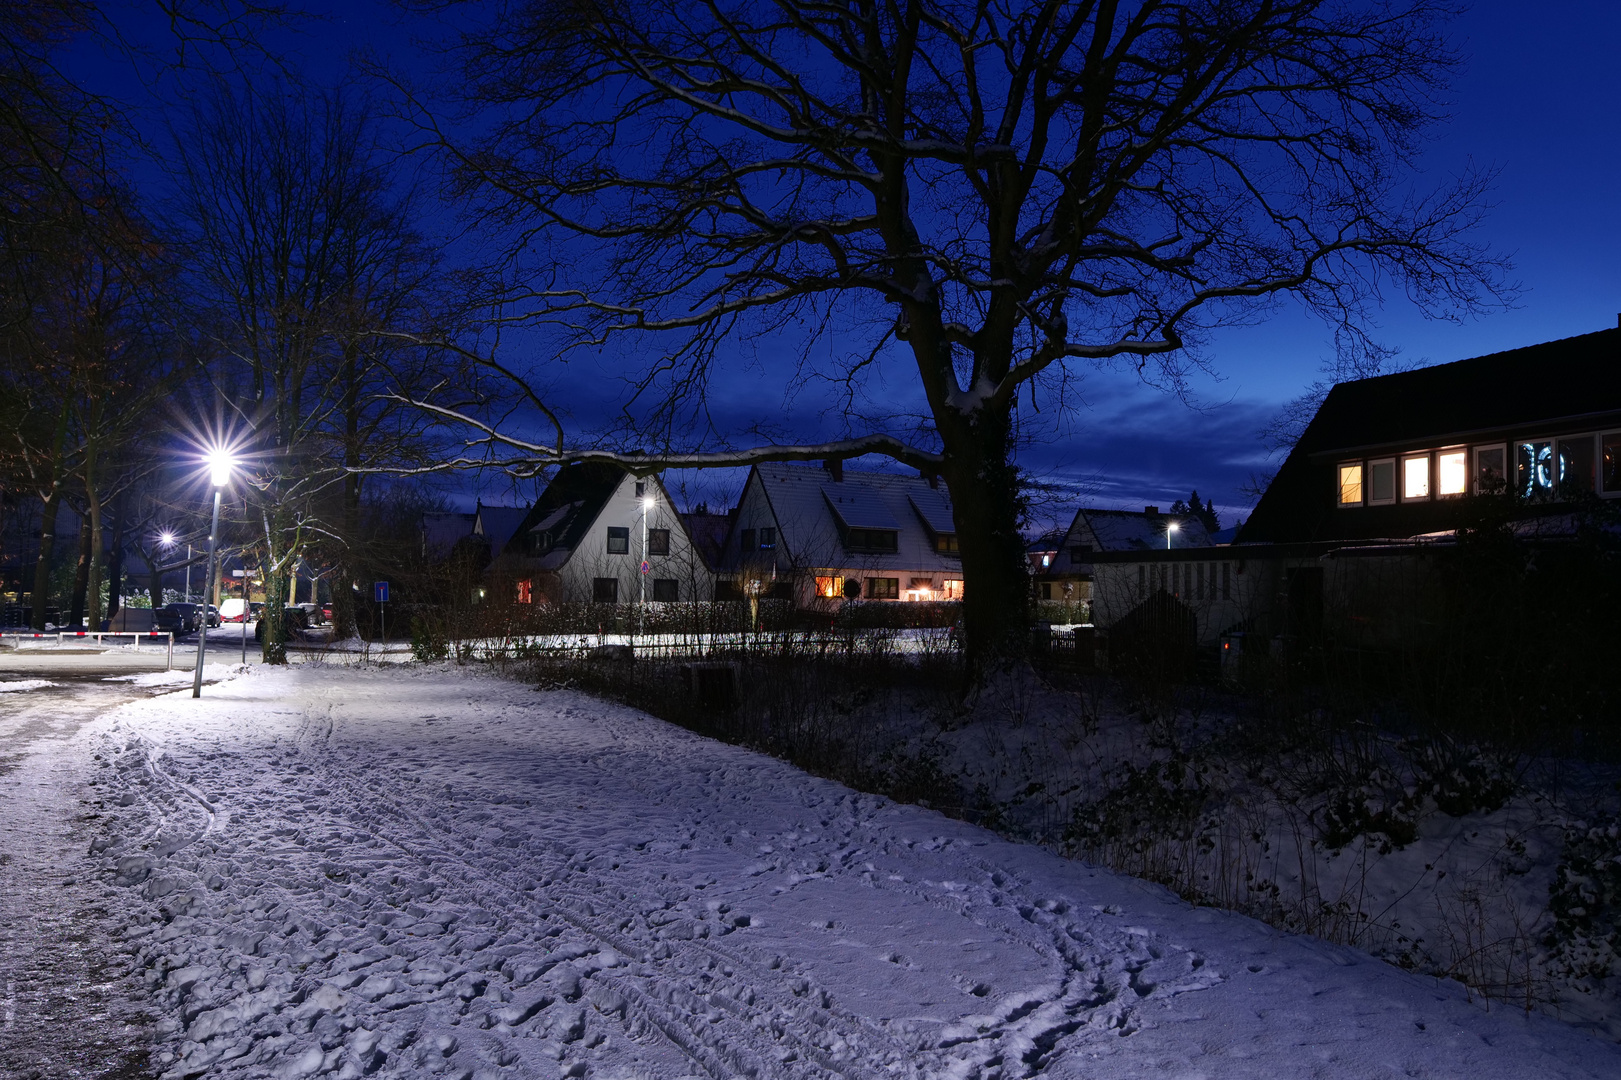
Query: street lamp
[
  {"left": 639, "top": 491, "right": 655, "bottom": 638},
  {"left": 192, "top": 448, "right": 236, "bottom": 698},
  {"left": 1166, "top": 520, "right": 1179, "bottom": 551}
]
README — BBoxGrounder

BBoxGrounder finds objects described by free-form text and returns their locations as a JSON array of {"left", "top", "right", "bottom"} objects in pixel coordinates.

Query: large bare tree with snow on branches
[{"left": 402, "top": 0, "right": 1507, "bottom": 680}]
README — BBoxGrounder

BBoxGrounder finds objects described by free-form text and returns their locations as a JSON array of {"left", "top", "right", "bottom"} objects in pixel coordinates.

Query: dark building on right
[
  {"left": 1086, "top": 327, "right": 1621, "bottom": 654},
  {"left": 1239, "top": 327, "right": 1621, "bottom": 543}
]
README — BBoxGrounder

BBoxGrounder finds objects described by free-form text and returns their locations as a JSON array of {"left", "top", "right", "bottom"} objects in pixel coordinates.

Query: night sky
[{"left": 71, "top": 2, "right": 1621, "bottom": 531}]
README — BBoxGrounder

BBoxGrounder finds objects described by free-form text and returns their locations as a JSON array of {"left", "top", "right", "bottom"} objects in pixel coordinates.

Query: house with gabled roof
[
  {"left": 1031, "top": 505, "right": 1213, "bottom": 607},
  {"left": 720, "top": 461, "right": 964, "bottom": 607},
  {"left": 493, "top": 463, "right": 714, "bottom": 605},
  {"left": 1082, "top": 325, "right": 1621, "bottom": 650}
]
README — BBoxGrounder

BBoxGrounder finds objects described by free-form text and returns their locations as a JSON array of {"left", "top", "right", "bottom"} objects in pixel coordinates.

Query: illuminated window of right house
[{"left": 1337, "top": 463, "right": 1363, "bottom": 506}]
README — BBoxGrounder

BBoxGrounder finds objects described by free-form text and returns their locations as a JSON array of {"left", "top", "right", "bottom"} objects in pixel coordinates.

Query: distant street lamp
[
  {"left": 192, "top": 448, "right": 236, "bottom": 699},
  {"left": 1166, "top": 520, "right": 1179, "bottom": 551}
]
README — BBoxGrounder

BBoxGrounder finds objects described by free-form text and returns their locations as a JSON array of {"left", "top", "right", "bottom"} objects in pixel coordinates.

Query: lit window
[
  {"left": 941, "top": 579, "right": 964, "bottom": 600},
  {"left": 935, "top": 533, "right": 959, "bottom": 553},
  {"left": 1473, "top": 445, "right": 1507, "bottom": 494},
  {"left": 814, "top": 576, "right": 840, "bottom": 598},
  {"left": 1041, "top": 553, "right": 1051, "bottom": 566},
  {"left": 1516, "top": 441, "right": 1554, "bottom": 498},
  {"left": 758, "top": 527, "right": 776, "bottom": 550},
  {"left": 606, "top": 527, "right": 629, "bottom": 554},
  {"left": 1558, "top": 436, "right": 1595, "bottom": 493},
  {"left": 1403, "top": 455, "right": 1430, "bottom": 500},
  {"left": 647, "top": 528, "right": 670, "bottom": 556},
  {"left": 516, "top": 579, "right": 532, "bottom": 604},
  {"left": 1337, "top": 462, "right": 1363, "bottom": 506},
  {"left": 1368, "top": 459, "right": 1396, "bottom": 505},
  {"left": 1436, "top": 450, "right": 1467, "bottom": 496},
  {"left": 1603, "top": 432, "right": 1621, "bottom": 495},
  {"left": 865, "top": 577, "right": 899, "bottom": 600}
]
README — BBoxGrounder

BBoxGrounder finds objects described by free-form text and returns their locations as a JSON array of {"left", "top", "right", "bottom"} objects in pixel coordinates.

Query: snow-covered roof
[
  {"left": 473, "top": 504, "right": 532, "bottom": 558},
  {"left": 1070, "top": 507, "right": 1213, "bottom": 553},
  {"left": 743, "top": 464, "right": 962, "bottom": 573},
  {"left": 420, "top": 512, "right": 476, "bottom": 560}
]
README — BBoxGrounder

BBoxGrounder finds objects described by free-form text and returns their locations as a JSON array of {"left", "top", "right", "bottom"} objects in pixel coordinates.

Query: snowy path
[
  {"left": 77, "top": 665, "right": 1621, "bottom": 1079},
  {"left": 0, "top": 676, "right": 156, "bottom": 1078}
]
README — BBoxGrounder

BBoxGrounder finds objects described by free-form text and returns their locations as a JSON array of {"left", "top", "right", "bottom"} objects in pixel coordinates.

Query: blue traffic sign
[{"left": 374, "top": 581, "right": 390, "bottom": 603}]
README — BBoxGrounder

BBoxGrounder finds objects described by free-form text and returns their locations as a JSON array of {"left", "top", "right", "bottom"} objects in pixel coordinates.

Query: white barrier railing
[{"left": 0, "top": 630, "right": 175, "bottom": 669}]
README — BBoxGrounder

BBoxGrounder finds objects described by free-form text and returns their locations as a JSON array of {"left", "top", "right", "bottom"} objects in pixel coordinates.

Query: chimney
[
  {"left": 920, "top": 470, "right": 939, "bottom": 489},
  {"left": 1144, "top": 505, "right": 1159, "bottom": 516},
  {"left": 823, "top": 459, "right": 844, "bottom": 482}
]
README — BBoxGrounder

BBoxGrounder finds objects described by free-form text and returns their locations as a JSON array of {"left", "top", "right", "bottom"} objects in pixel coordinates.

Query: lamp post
[
  {"left": 1166, "top": 521, "right": 1179, "bottom": 551},
  {"left": 639, "top": 492, "right": 655, "bottom": 639},
  {"left": 192, "top": 450, "right": 234, "bottom": 698}
]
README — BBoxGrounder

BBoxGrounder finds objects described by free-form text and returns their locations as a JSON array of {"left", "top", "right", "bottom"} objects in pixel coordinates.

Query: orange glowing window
[
  {"left": 815, "top": 576, "right": 840, "bottom": 598},
  {"left": 941, "top": 579, "right": 964, "bottom": 600},
  {"left": 516, "top": 578, "right": 533, "bottom": 604}
]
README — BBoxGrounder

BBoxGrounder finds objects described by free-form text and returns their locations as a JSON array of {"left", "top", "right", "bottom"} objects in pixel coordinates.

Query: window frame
[
  {"left": 1601, "top": 430, "right": 1621, "bottom": 498},
  {"left": 1401, "top": 453, "right": 1432, "bottom": 502},
  {"left": 1367, "top": 457, "right": 1397, "bottom": 506},
  {"left": 941, "top": 579, "right": 964, "bottom": 600},
  {"left": 605, "top": 526, "right": 630, "bottom": 554},
  {"left": 651, "top": 578, "right": 678, "bottom": 602},
  {"left": 591, "top": 577, "right": 618, "bottom": 603},
  {"left": 814, "top": 575, "right": 840, "bottom": 598},
  {"left": 1472, "top": 443, "right": 1508, "bottom": 495},
  {"left": 865, "top": 577, "right": 900, "bottom": 600},
  {"left": 1435, "top": 446, "right": 1468, "bottom": 498},
  {"left": 740, "top": 528, "right": 756, "bottom": 551},
  {"left": 1336, "top": 461, "right": 1365, "bottom": 507},
  {"left": 844, "top": 527, "right": 899, "bottom": 553},
  {"left": 646, "top": 528, "right": 670, "bottom": 556},
  {"left": 758, "top": 526, "right": 776, "bottom": 550},
  {"left": 1556, "top": 433, "right": 1597, "bottom": 495}
]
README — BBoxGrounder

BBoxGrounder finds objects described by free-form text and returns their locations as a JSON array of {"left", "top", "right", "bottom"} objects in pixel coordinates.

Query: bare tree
[
  {"left": 170, "top": 81, "right": 448, "bottom": 659},
  {"left": 401, "top": 0, "right": 1507, "bottom": 680}
]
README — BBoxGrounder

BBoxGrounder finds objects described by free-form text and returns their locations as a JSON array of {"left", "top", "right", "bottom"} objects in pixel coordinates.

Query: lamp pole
[
  {"left": 192, "top": 451, "right": 233, "bottom": 698},
  {"left": 192, "top": 489, "right": 222, "bottom": 697},
  {"left": 184, "top": 544, "right": 192, "bottom": 603},
  {"left": 1166, "top": 522, "right": 1179, "bottom": 551},
  {"left": 639, "top": 494, "right": 651, "bottom": 638}
]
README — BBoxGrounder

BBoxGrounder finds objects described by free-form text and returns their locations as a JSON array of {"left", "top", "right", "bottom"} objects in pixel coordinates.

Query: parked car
[
  {"left": 255, "top": 605, "right": 311, "bottom": 643},
  {"left": 205, "top": 605, "right": 222, "bottom": 628},
  {"left": 152, "top": 603, "right": 201, "bottom": 634},
  {"left": 219, "top": 598, "right": 248, "bottom": 622}
]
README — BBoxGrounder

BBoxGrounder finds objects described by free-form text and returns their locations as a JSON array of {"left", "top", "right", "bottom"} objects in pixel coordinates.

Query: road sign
[
  {"left": 374, "top": 581, "right": 390, "bottom": 603},
  {"left": 640, "top": 560, "right": 651, "bottom": 575}
]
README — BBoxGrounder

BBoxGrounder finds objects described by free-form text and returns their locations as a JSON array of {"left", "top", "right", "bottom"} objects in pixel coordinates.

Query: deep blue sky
[{"left": 76, "top": 2, "right": 1621, "bottom": 531}]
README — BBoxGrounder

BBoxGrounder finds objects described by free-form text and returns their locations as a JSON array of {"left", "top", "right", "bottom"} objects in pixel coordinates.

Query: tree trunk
[
  {"left": 105, "top": 501, "right": 125, "bottom": 620},
  {"left": 260, "top": 506, "right": 290, "bottom": 664},
  {"left": 85, "top": 469, "right": 104, "bottom": 632},
  {"left": 31, "top": 492, "right": 62, "bottom": 630},
  {"left": 939, "top": 403, "right": 1031, "bottom": 685},
  {"left": 68, "top": 516, "right": 90, "bottom": 629}
]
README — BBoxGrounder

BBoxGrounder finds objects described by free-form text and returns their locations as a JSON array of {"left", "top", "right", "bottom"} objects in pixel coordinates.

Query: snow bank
[{"left": 80, "top": 665, "right": 1621, "bottom": 1079}]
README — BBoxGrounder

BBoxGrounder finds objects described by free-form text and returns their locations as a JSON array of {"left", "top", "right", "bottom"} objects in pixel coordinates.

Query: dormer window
[
  {"left": 935, "top": 533, "right": 958, "bottom": 553},
  {"left": 845, "top": 528, "right": 898, "bottom": 553},
  {"left": 528, "top": 530, "right": 552, "bottom": 554}
]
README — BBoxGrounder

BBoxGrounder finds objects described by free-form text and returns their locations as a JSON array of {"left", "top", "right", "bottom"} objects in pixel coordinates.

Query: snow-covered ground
[{"left": 46, "top": 664, "right": 1621, "bottom": 1078}]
